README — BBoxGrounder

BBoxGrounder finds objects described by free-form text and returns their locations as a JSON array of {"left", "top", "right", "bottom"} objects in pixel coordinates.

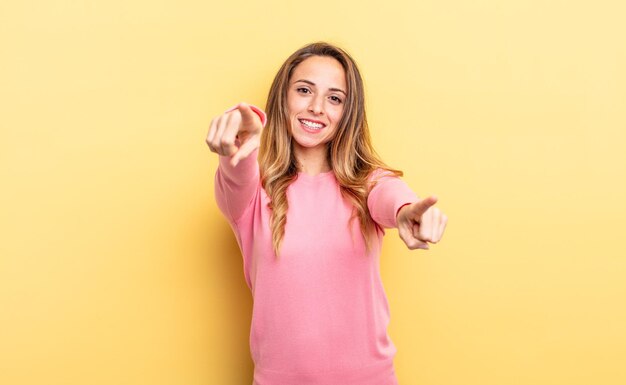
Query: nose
[{"left": 307, "top": 95, "right": 324, "bottom": 115}]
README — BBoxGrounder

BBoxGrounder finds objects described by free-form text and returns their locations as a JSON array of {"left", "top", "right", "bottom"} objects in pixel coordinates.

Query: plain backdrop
[{"left": 1, "top": 1, "right": 625, "bottom": 384}]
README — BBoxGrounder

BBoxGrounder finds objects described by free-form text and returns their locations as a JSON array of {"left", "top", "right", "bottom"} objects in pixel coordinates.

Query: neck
[{"left": 294, "top": 144, "right": 331, "bottom": 175}]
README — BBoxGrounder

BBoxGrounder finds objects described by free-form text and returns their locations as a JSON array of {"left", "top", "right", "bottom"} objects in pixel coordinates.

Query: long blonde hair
[{"left": 258, "top": 42, "right": 402, "bottom": 257}]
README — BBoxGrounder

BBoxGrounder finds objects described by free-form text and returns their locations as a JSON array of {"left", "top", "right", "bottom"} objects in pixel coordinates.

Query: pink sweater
[{"left": 214, "top": 106, "right": 418, "bottom": 385}]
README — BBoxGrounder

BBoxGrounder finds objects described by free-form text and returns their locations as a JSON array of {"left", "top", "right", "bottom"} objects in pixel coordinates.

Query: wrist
[{"left": 396, "top": 202, "right": 412, "bottom": 221}]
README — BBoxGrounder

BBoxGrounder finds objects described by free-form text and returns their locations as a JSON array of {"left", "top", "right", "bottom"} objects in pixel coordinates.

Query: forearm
[
  {"left": 214, "top": 148, "right": 260, "bottom": 223},
  {"left": 213, "top": 104, "right": 267, "bottom": 222},
  {"left": 367, "top": 170, "right": 419, "bottom": 229}
]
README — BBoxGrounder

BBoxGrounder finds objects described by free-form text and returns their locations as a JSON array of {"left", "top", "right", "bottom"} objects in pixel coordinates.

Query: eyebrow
[{"left": 294, "top": 79, "right": 347, "bottom": 96}]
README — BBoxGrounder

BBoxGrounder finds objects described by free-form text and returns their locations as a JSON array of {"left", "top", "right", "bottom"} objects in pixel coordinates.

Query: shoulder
[
  {"left": 367, "top": 167, "right": 400, "bottom": 190},
  {"left": 368, "top": 167, "right": 396, "bottom": 180}
]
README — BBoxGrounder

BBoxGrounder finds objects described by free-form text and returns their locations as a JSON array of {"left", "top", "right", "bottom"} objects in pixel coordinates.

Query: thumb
[{"left": 409, "top": 195, "right": 438, "bottom": 219}]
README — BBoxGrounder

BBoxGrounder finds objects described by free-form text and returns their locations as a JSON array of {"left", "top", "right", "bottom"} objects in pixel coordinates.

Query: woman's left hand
[{"left": 396, "top": 196, "right": 448, "bottom": 250}]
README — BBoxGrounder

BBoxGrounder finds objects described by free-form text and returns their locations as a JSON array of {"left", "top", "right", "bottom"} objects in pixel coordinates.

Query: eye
[
  {"left": 296, "top": 87, "right": 311, "bottom": 94},
  {"left": 329, "top": 95, "right": 343, "bottom": 104}
]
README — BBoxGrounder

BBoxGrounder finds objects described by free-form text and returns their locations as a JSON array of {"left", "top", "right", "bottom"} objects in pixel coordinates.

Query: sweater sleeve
[
  {"left": 213, "top": 104, "right": 267, "bottom": 223},
  {"left": 367, "top": 169, "right": 419, "bottom": 229},
  {"left": 214, "top": 149, "right": 260, "bottom": 223}
]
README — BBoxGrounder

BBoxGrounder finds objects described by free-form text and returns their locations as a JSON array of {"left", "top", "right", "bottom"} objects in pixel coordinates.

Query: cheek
[
  {"left": 329, "top": 106, "right": 344, "bottom": 125},
  {"left": 285, "top": 94, "right": 298, "bottom": 115},
  {"left": 287, "top": 93, "right": 306, "bottom": 109}
]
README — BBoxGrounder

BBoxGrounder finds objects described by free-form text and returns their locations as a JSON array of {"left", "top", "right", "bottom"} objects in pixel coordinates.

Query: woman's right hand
[{"left": 206, "top": 102, "right": 263, "bottom": 167}]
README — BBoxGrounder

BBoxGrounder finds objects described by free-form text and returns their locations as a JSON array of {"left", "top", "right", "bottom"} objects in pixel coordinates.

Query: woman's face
[{"left": 286, "top": 55, "right": 347, "bottom": 152}]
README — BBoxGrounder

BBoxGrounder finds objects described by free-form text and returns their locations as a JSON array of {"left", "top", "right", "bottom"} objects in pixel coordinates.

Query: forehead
[{"left": 291, "top": 56, "right": 346, "bottom": 88}]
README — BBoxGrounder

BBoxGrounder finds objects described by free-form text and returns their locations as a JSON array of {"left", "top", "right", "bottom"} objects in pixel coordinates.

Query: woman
[{"left": 206, "top": 42, "right": 447, "bottom": 385}]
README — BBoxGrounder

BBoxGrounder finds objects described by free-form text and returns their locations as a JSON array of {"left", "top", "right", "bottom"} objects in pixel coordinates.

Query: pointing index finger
[
  {"left": 237, "top": 102, "right": 259, "bottom": 127},
  {"left": 411, "top": 196, "right": 438, "bottom": 220}
]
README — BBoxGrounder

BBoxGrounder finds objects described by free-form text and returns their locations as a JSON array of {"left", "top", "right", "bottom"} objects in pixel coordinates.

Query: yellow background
[{"left": 1, "top": 1, "right": 625, "bottom": 384}]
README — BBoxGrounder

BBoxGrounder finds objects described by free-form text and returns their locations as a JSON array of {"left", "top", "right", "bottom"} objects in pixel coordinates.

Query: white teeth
[{"left": 299, "top": 119, "right": 324, "bottom": 129}]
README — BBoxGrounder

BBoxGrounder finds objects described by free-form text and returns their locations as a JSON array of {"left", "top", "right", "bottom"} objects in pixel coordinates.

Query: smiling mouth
[{"left": 298, "top": 118, "right": 326, "bottom": 130}]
